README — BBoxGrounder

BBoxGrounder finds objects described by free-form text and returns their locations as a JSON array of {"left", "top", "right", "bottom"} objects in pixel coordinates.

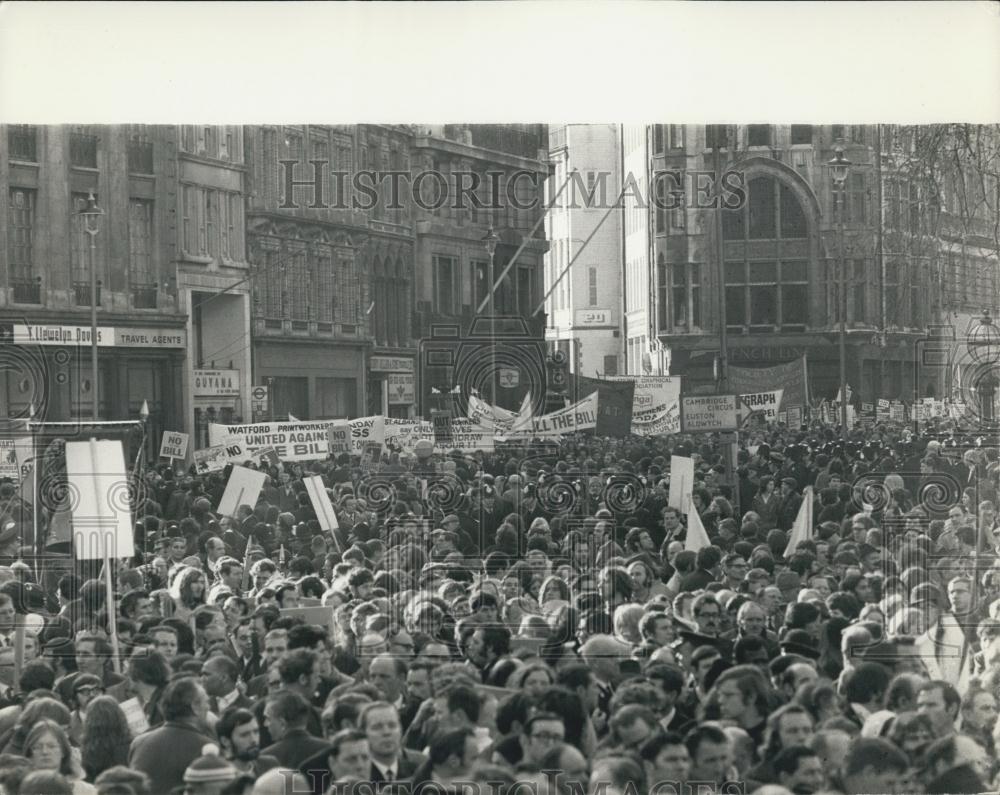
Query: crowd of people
[{"left": 0, "top": 416, "right": 997, "bottom": 795}]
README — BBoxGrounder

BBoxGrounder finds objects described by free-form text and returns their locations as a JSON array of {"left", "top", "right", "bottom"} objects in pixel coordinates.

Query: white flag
[
  {"left": 685, "top": 507, "right": 712, "bottom": 553},
  {"left": 783, "top": 486, "right": 814, "bottom": 558}
]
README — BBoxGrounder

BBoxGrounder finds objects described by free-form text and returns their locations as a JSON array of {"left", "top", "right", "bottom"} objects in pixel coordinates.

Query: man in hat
[{"left": 182, "top": 745, "right": 239, "bottom": 795}]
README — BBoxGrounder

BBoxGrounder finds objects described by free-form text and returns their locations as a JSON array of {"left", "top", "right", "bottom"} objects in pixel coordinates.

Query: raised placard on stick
[{"left": 217, "top": 465, "right": 266, "bottom": 518}]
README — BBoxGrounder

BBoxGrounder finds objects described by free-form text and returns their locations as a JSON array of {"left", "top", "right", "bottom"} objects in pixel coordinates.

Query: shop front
[
  {"left": 192, "top": 368, "right": 242, "bottom": 449},
  {"left": 367, "top": 354, "right": 415, "bottom": 419},
  {"left": 0, "top": 321, "right": 185, "bottom": 459},
  {"left": 255, "top": 339, "right": 366, "bottom": 421}
]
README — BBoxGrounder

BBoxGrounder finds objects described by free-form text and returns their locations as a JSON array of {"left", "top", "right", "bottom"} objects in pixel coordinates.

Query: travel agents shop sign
[{"left": 5, "top": 324, "right": 186, "bottom": 348}]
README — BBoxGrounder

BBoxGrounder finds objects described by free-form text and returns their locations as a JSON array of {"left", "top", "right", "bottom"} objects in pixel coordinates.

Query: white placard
[
  {"left": 65, "top": 440, "right": 134, "bottom": 560},
  {"left": 668, "top": 455, "right": 695, "bottom": 514},
  {"left": 119, "top": 697, "right": 149, "bottom": 736},
  {"left": 158, "top": 431, "right": 189, "bottom": 460},
  {"left": 303, "top": 475, "right": 340, "bottom": 541},
  {"left": 217, "top": 465, "right": 266, "bottom": 518}
]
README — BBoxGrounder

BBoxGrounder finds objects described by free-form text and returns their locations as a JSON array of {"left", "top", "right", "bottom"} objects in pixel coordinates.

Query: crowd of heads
[{"left": 0, "top": 419, "right": 996, "bottom": 795}]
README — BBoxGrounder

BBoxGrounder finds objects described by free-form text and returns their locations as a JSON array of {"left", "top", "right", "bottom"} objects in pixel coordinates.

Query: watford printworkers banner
[{"left": 209, "top": 415, "right": 386, "bottom": 461}]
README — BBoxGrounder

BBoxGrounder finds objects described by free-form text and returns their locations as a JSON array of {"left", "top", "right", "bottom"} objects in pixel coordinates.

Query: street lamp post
[
  {"left": 483, "top": 227, "right": 500, "bottom": 405},
  {"left": 79, "top": 193, "right": 104, "bottom": 421},
  {"left": 829, "top": 148, "right": 852, "bottom": 442}
]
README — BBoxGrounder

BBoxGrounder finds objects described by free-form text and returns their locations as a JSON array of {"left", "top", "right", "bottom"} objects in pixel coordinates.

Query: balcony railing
[
  {"left": 74, "top": 281, "right": 102, "bottom": 306},
  {"left": 8, "top": 126, "right": 37, "bottom": 162},
  {"left": 127, "top": 140, "right": 154, "bottom": 174},
  {"left": 132, "top": 284, "right": 157, "bottom": 309},
  {"left": 70, "top": 133, "right": 98, "bottom": 168},
  {"left": 12, "top": 278, "right": 41, "bottom": 304}
]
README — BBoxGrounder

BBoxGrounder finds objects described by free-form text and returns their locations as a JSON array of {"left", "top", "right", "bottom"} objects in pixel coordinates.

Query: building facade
[
  {"left": 646, "top": 124, "right": 999, "bottom": 406},
  {"left": 243, "top": 125, "right": 415, "bottom": 423},
  {"left": 411, "top": 124, "right": 550, "bottom": 413},
  {"left": 175, "top": 125, "right": 253, "bottom": 448},
  {"left": 544, "top": 124, "right": 624, "bottom": 379},
  {"left": 1, "top": 124, "right": 188, "bottom": 455}
]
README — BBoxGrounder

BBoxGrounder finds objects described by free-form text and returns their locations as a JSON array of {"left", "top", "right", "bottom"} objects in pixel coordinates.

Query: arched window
[{"left": 722, "top": 175, "right": 810, "bottom": 333}]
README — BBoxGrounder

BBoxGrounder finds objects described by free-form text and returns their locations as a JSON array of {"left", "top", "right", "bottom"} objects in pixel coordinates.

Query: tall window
[
  {"left": 433, "top": 255, "right": 457, "bottom": 315},
  {"left": 128, "top": 199, "right": 155, "bottom": 307},
  {"left": 655, "top": 176, "right": 666, "bottom": 234},
  {"left": 126, "top": 127, "right": 154, "bottom": 174},
  {"left": 790, "top": 125, "right": 813, "bottom": 145},
  {"left": 849, "top": 172, "right": 867, "bottom": 225},
  {"left": 726, "top": 260, "right": 807, "bottom": 333},
  {"left": 747, "top": 125, "right": 770, "bottom": 147},
  {"left": 70, "top": 193, "right": 92, "bottom": 296},
  {"left": 8, "top": 188, "right": 36, "bottom": 284},
  {"left": 8, "top": 126, "right": 38, "bottom": 162},
  {"left": 725, "top": 177, "right": 807, "bottom": 241},
  {"left": 588, "top": 267, "right": 598, "bottom": 307},
  {"left": 335, "top": 250, "right": 361, "bottom": 326},
  {"left": 182, "top": 186, "right": 195, "bottom": 253},
  {"left": 286, "top": 131, "right": 304, "bottom": 164},
  {"left": 672, "top": 261, "right": 688, "bottom": 328},
  {"left": 69, "top": 127, "right": 98, "bottom": 168},
  {"left": 852, "top": 259, "right": 867, "bottom": 324},
  {"left": 653, "top": 126, "right": 664, "bottom": 154},
  {"left": 314, "top": 246, "right": 335, "bottom": 323},
  {"left": 656, "top": 254, "right": 668, "bottom": 332},
  {"left": 669, "top": 125, "right": 685, "bottom": 149},
  {"left": 518, "top": 266, "right": 534, "bottom": 314}
]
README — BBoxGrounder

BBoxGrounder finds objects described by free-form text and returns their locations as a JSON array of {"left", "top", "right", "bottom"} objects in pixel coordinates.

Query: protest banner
[
  {"left": 777, "top": 411, "right": 788, "bottom": 425},
  {"left": 119, "top": 697, "right": 150, "bottom": 736},
  {"left": 445, "top": 417, "right": 495, "bottom": 452},
  {"left": 217, "top": 465, "right": 266, "bottom": 517},
  {"left": 680, "top": 395, "right": 740, "bottom": 433},
  {"left": 210, "top": 420, "right": 333, "bottom": 461},
  {"left": 786, "top": 405, "right": 803, "bottom": 428},
  {"left": 384, "top": 418, "right": 434, "bottom": 454},
  {"left": 876, "top": 399, "right": 891, "bottom": 423},
  {"left": 193, "top": 435, "right": 246, "bottom": 473},
  {"left": 668, "top": 455, "right": 695, "bottom": 513},
  {"left": 254, "top": 446, "right": 280, "bottom": 467},
  {"left": 530, "top": 392, "right": 599, "bottom": 436},
  {"left": 158, "top": 431, "right": 189, "bottom": 461},
  {"left": 609, "top": 375, "right": 681, "bottom": 436},
  {"left": 890, "top": 401, "right": 905, "bottom": 423},
  {"left": 571, "top": 375, "right": 634, "bottom": 437},
  {"left": 326, "top": 421, "right": 351, "bottom": 456},
  {"left": 740, "top": 390, "right": 784, "bottom": 424},
  {"left": 728, "top": 355, "right": 809, "bottom": 409},
  {"left": 349, "top": 415, "right": 385, "bottom": 454}
]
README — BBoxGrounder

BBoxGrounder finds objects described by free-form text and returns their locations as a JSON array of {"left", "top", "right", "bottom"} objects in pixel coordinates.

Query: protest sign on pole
[
  {"left": 158, "top": 431, "right": 189, "bottom": 461},
  {"left": 326, "top": 421, "right": 351, "bottom": 457},
  {"left": 303, "top": 474, "right": 341, "bottom": 551},
  {"left": 739, "top": 390, "right": 784, "bottom": 425},
  {"left": 217, "top": 465, "right": 266, "bottom": 518},
  {"left": 668, "top": 455, "right": 695, "bottom": 514},
  {"left": 786, "top": 406, "right": 803, "bottom": 428},
  {"left": 784, "top": 486, "right": 814, "bottom": 557},
  {"left": 65, "top": 439, "right": 132, "bottom": 673}
]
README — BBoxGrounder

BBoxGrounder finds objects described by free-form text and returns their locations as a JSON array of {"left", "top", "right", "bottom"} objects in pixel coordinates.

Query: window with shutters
[
  {"left": 204, "top": 190, "right": 217, "bottom": 257},
  {"left": 588, "top": 267, "right": 598, "bottom": 307}
]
